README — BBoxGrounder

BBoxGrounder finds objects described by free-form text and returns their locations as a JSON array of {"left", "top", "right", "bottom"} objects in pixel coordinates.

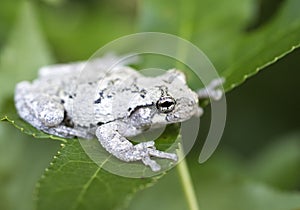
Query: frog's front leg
[
  {"left": 15, "top": 82, "right": 65, "bottom": 127},
  {"left": 15, "top": 81, "right": 92, "bottom": 139},
  {"left": 197, "top": 78, "right": 225, "bottom": 100},
  {"left": 96, "top": 122, "right": 178, "bottom": 172}
]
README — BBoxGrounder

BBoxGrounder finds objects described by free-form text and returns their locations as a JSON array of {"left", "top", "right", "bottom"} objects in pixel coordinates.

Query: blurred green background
[{"left": 0, "top": 0, "right": 299, "bottom": 210}]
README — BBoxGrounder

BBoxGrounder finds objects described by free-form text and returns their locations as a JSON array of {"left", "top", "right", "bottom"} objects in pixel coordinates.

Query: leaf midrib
[{"left": 71, "top": 154, "right": 111, "bottom": 210}]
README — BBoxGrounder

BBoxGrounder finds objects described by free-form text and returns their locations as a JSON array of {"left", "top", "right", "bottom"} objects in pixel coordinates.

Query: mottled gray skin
[{"left": 15, "top": 57, "right": 223, "bottom": 171}]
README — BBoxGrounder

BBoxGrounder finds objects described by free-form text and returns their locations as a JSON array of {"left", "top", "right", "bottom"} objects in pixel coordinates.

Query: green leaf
[
  {"left": 223, "top": 0, "right": 300, "bottom": 91},
  {"left": 137, "top": 0, "right": 255, "bottom": 71},
  {"left": 36, "top": 140, "right": 158, "bottom": 210},
  {"left": 137, "top": 0, "right": 300, "bottom": 91},
  {"left": 0, "top": 123, "right": 60, "bottom": 210}
]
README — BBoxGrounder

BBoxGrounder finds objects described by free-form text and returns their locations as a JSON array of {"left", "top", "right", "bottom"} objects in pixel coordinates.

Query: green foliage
[
  {"left": 1, "top": 0, "right": 300, "bottom": 210},
  {"left": 138, "top": 0, "right": 300, "bottom": 90},
  {"left": 36, "top": 140, "right": 159, "bottom": 210},
  {"left": 0, "top": 1, "right": 53, "bottom": 110}
]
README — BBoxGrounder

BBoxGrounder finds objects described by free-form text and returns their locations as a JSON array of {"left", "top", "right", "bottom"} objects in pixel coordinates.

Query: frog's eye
[{"left": 156, "top": 96, "right": 176, "bottom": 113}]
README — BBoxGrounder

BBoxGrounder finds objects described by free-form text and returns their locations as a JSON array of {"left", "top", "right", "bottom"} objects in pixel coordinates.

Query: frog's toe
[
  {"left": 197, "top": 77, "right": 225, "bottom": 100},
  {"left": 148, "top": 148, "right": 178, "bottom": 161},
  {"left": 141, "top": 156, "right": 161, "bottom": 172}
]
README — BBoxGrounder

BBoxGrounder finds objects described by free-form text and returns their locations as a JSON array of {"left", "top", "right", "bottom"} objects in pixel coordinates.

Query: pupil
[
  {"left": 161, "top": 101, "right": 174, "bottom": 107},
  {"left": 156, "top": 96, "right": 176, "bottom": 113}
]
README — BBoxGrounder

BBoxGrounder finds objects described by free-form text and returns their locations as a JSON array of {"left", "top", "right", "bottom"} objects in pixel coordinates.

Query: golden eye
[{"left": 156, "top": 96, "right": 176, "bottom": 113}]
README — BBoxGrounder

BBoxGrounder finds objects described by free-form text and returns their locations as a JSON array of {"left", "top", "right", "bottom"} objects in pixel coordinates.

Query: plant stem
[
  {"left": 175, "top": 1, "right": 199, "bottom": 209},
  {"left": 176, "top": 146, "right": 199, "bottom": 210}
]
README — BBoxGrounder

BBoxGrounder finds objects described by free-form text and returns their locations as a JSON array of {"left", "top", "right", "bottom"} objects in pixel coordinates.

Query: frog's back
[
  {"left": 71, "top": 66, "right": 144, "bottom": 127},
  {"left": 22, "top": 57, "right": 142, "bottom": 128}
]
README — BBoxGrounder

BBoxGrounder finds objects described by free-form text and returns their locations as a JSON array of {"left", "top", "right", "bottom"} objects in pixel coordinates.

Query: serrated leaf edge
[
  {"left": 225, "top": 43, "right": 300, "bottom": 92},
  {"left": 1, "top": 115, "right": 67, "bottom": 143}
]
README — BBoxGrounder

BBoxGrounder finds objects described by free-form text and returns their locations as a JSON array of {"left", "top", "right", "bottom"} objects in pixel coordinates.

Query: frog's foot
[
  {"left": 96, "top": 123, "right": 178, "bottom": 172},
  {"left": 134, "top": 141, "right": 178, "bottom": 171},
  {"left": 197, "top": 78, "right": 225, "bottom": 101}
]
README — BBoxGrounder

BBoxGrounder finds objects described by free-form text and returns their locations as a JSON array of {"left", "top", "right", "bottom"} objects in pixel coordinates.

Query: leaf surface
[
  {"left": 36, "top": 140, "right": 158, "bottom": 210},
  {"left": 137, "top": 0, "right": 300, "bottom": 91}
]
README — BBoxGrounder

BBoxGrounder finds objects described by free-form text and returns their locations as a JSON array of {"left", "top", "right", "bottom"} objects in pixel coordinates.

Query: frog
[{"left": 14, "top": 55, "right": 224, "bottom": 172}]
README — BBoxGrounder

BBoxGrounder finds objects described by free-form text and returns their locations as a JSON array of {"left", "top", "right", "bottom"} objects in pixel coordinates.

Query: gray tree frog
[{"left": 15, "top": 55, "right": 224, "bottom": 172}]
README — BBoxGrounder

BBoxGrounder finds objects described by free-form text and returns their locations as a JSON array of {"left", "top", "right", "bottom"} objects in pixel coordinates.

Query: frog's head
[{"left": 151, "top": 69, "right": 201, "bottom": 124}]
